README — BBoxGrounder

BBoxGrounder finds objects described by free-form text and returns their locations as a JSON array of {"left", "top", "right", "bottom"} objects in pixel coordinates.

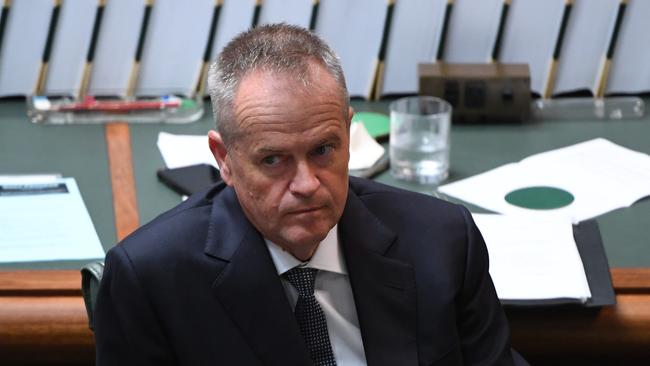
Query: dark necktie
[{"left": 284, "top": 267, "right": 337, "bottom": 366}]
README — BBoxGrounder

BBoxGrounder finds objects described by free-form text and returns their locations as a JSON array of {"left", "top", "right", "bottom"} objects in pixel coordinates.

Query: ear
[
  {"left": 208, "top": 130, "right": 233, "bottom": 185},
  {"left": 347, "top": 106, "right": 354, "bottom": 130},
  {"left": 345, "top": 107, "right": 354, "bottom": 164}
]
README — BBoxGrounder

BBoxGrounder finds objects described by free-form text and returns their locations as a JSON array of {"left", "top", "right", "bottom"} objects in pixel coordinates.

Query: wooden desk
[{"left": 1, "top": 100, "right": 650, "bottom": 364}]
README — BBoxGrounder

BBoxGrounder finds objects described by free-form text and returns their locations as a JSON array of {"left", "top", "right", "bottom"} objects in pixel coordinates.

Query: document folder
[{"left": 501, "top": 219, "right": 616, "bottom": 307}]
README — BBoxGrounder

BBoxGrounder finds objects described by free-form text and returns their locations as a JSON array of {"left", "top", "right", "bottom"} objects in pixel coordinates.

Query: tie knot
[{"left": 284, "top": 267, "right": 318, "bottom": 297}]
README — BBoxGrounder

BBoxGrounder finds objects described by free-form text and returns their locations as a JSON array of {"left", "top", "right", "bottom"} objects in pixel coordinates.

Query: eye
[
  {"left": 312, "top": 144, "right": 334, "bottom": 157},
  {"left": 261, "top": 155, "right": 281, "bottom": 166}
]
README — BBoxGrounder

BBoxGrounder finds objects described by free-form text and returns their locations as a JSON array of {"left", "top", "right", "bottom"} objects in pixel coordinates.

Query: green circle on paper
[
  {"left": 352, "top": 112, "right": 390, "bottom": 139},
  {"left": 504, "top": 186, "right": 574, "bottom": 210}
]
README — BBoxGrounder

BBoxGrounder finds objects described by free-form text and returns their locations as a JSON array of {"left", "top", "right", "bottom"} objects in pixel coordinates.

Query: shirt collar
[{"left": 265, "top": 224, "right": 347, "bottom": 276}]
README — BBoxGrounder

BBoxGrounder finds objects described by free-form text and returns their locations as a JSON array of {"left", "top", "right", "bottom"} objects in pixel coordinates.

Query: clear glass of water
[{"left": 389, "top": 96, "right": 452, "bottom": 184}]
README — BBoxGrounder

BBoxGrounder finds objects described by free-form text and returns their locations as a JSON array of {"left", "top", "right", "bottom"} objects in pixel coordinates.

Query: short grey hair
[{"left": 207, "top": 23, "right": 349, "bottom": 145}]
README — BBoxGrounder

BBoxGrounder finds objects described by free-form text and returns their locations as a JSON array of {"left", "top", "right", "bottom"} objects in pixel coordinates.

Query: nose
[{"left": 289, "top": 160, "right": 320, "bottom": 197}]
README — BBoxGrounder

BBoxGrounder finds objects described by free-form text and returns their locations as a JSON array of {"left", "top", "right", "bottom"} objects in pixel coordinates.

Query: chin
[{"left": 282, "top": 226, "right": 331, "bottom": 248}]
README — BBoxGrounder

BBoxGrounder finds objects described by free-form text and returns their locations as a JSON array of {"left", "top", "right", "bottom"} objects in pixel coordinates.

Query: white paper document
[
  {"left": 157, "top": 132, "right": 218, "bottom": 169},
  {"left": 0, "top": 177, "right": 105, "bottom": 263},
  {"left": 473, "top": 214, "right": 591, "bottom": 302},
  {"left": 440, "top": 138, "right": 650, "bottom": 223},
  {"left": 348, "top": 122, "right": 385, "bottom": 170}
]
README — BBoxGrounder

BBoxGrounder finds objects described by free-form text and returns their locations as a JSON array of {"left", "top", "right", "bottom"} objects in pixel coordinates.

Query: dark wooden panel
[
  {"left": 0, "top": 296, "right": 95, "bottom": 364},
  {"left": 509, "top": 294, "right": 650, "bottom": 358}
]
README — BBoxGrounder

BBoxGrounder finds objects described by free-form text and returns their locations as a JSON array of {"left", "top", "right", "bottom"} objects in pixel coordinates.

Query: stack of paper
[
  {"left": 473, "top": 214, "right": 591, "bottom": 302},
  {"left": 440, "top": 138, "right": 650, "bottom": 223},
  {"left": 0, "top": 176, "right": 105, "bottom": 263}
]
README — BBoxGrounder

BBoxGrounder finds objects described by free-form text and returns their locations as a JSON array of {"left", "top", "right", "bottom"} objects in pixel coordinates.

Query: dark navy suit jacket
[{"left": 94, "top": 177, "right": 515, "bottom": 365}]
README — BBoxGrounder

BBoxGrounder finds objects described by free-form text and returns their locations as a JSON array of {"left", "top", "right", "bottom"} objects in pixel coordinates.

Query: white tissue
[{"left": 348, "top": 122, "right": 385, "bottom": 170}]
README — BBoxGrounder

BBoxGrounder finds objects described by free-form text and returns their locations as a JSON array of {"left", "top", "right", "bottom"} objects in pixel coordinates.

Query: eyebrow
[
  {"left": 255, "top": 147, "right": 284, "bottom": 155},
  {"left": 317, "top": 129, "right": 343, "bottom": 143},
  {"left": 253, "top": 132, "right": 342, "bottom": 156}
]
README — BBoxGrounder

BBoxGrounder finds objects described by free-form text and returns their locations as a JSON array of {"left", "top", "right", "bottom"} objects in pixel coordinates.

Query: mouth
[{"left": 288, "top": 206, "right": 324, "bottom": 215}]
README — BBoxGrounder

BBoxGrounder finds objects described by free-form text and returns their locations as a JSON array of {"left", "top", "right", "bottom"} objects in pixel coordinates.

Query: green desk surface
[
  {"left": 1, "top": 99, "right": 649, "bottom": 269},
  {"left": 0, "top": 100, "right": 115, "bottom": 269},
  {"left": 364, "top": 101, "right": 650, "bottom": 268}
]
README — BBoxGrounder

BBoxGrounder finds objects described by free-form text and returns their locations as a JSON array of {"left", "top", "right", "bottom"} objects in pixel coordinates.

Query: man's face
[{"left": 209, "top": 63, "right": 353, "bottom": 260}]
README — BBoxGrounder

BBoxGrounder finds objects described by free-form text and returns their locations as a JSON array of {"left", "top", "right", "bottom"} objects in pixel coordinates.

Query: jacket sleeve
[
  {"left": 456, "top": 206, "right": 521, "bottom": 365},
  {"left": 94, "top": 245, "right": 174, "bottom": 366}
]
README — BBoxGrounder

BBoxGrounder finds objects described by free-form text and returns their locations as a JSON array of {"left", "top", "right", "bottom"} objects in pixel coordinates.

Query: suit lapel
[
  {"left": 204, "top": 187, "right": 311, "bottom": 365},
  {"left": 339, "top": 190, "right": 419, "bottom": 366}
]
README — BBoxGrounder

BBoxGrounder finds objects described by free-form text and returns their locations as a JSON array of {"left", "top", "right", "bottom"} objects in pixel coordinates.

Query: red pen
[{"left": 56, "top": 96, "right": 181, "bottom": 112}]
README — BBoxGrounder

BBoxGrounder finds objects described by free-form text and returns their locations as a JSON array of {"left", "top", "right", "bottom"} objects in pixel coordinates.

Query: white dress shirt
[{"left": 265, "top": 225, "right": 367, "bottom": 366}]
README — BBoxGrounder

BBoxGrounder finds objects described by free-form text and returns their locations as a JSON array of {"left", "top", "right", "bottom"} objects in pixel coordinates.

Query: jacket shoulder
[{"left": 108, "top": 183, "right": 228, "bottom": 268}]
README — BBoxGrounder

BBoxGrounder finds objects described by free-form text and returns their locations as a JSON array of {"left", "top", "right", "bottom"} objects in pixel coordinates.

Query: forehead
[{"left": 231, "top": 64, "right": 347, "bottom": 140}]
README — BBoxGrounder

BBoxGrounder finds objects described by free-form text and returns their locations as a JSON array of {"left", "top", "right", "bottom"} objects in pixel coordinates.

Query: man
[{"left": 95, "top": 24, "right": 520, "bottom": 365}]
